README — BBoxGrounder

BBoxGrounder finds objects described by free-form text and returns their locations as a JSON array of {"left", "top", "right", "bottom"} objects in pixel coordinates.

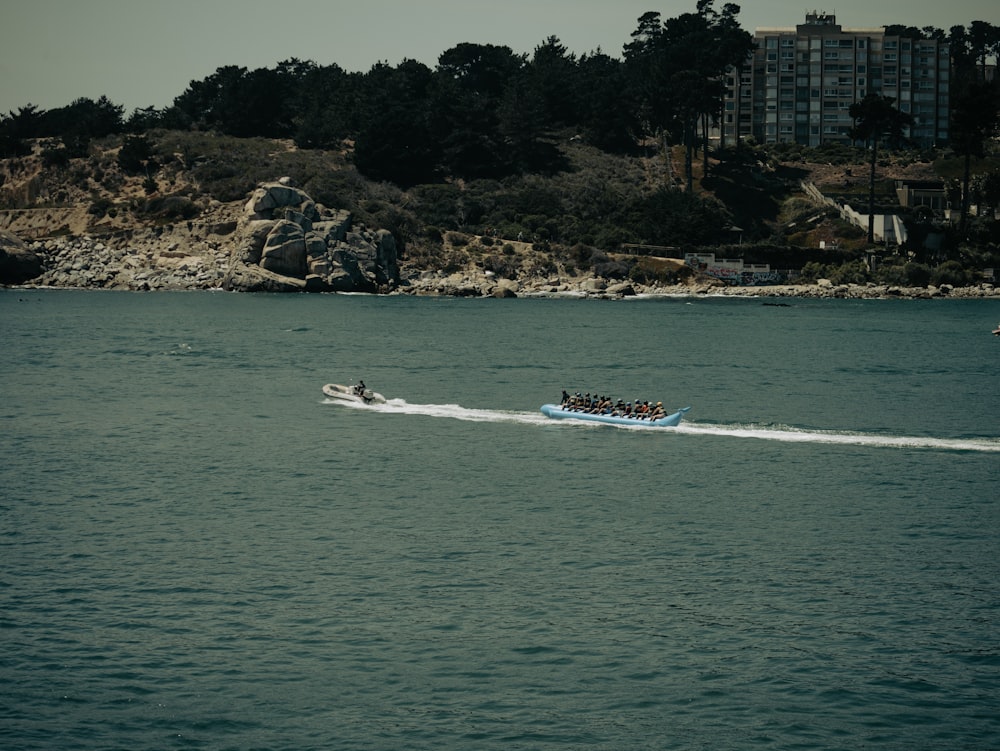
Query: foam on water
[
  {"left": 326, "top": 396, "right": 553, "bottom": 425},
  {"left": 676, "top": 422, "right": 1000, "bottom": 452},
  {"left": 323, "top": 398, "right": 1000, "bottom": 452}
]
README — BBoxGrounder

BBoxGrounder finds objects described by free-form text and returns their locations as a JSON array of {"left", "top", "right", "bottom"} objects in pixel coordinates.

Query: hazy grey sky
[{"left": 1, "top": 0, "right": 996, "bottom": 114}]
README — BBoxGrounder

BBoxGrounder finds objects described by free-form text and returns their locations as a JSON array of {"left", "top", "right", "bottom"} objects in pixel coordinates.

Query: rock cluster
[
  {"left": 397, "top": 271, "right": 641, "bottom": 299},
  {"left": 702, "top": 279, "right": 998, "bottom": 300},
  {"left": 238, "top": 180, "right": 399, "bottom": 293},
  {"left": 5, "top": 178, "right": 403, "bottom": 292},
  {"left": 392, "top": 268, "right": 997, "bottom": 300},
  {"left": 25, "top": 226, "right": 234, "bottom": 291}
]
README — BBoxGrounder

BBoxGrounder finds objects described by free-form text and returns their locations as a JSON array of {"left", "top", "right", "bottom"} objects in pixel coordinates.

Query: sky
[{"left": 1, "top": 0, "right": 996, "bottom": 115}]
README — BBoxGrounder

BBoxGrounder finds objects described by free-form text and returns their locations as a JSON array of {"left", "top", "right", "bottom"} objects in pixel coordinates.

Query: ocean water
[{"left": 2, "top": 289, "right": 999, "bottom": 750}]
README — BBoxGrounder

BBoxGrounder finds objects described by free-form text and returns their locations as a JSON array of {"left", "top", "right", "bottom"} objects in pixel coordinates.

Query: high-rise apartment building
[{"left": 720, "top": 13, "right": 950, "bottom": 148}]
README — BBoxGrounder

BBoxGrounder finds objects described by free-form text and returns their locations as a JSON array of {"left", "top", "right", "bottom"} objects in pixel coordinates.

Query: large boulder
[
  {"left": 259, "top": 220, "right": 306, "bottom": 277},
  {"left": 0, "top": 230, "right": 43, "bottom": 284},
  {"left": 606, "top": 281, "right": 636, "bottom": 296},
  {"left": 237, "top": 219, "right": 276, "bottom": 264},
  {"left": 222, "top": 263, "right": 306, "bottom": 292},
  {"left": 313, "top": 210, "right": 351, "bottom": 243},
  {"left": 244, "top": 181, "right": 315, "bottom": 218},
  {"left": 374, "top": 229, "right": 399, "bottom": 286}
]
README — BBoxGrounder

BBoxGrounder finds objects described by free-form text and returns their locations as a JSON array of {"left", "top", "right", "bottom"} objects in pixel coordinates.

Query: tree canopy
[
  {"left": 1, "top": 5, "right": 997, "bottom": 205},
  {"left": 849, "top": 93, "right": 914, "bottom": 244}
]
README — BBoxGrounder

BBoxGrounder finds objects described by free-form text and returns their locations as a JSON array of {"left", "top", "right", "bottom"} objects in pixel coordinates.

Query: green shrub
[
  {"left": 118, "top": 134, "right": 157, "bottom": 175},
  {"left": 41, "top": 146, "right": 70, "bottom": 168},
  {"left": 143, "top": 195, "right": 198, "bottom": 220},
  {"left": 931, "top": 260, "right": 971, "bottom": 287},
  {"left": 874, "top": 262, "right": 909, "bottom": 286},
  {"left": 482, "top": 255, "right": 519, "bottom": 279},
  {"left": 903, "top": 262, "right": 932, "bottom": 286},
  {"left": 826, "top": 259, "right": 870, "bottom": 284},
  {"left": 89, "top": 197, "right": 113, "bottom": 217},
  {"left": 440, "top": 249, "right": 469, "bottom": 273},
  {"left": 799, "top": 261, "right": 825, "bottom": 281}
]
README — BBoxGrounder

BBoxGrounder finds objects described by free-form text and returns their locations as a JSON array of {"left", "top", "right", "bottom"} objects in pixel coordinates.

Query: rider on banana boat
[{"left": 560, "top": 391, "right": 669, "bottom": 419}]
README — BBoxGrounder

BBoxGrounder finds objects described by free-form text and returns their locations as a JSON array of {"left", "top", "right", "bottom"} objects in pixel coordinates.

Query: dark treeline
[
  {"left": 0, "top": 0, "right": 758, "bottom": 187},
  {"left": 2, "top": 5, "right": 998, "bottom": 195}
]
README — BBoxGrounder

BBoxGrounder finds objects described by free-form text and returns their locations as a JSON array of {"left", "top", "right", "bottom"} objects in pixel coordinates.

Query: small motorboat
[
  {"left": 540, "top": 404, "right": 690, "bottom": 427},
  {"left": 322, "top": 383, "right": 386, "bottom": 405},
  {"left": 993, "top": 324, "right": 1000, "bottom": 336}
]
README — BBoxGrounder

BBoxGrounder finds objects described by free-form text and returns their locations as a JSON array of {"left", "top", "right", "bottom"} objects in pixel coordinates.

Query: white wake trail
[
  {"left": 322, "top": 399, "right": 1000, "bottom": 452},
  {"left": 674, "top": 422, "right": 1000, "bottom": 452}
]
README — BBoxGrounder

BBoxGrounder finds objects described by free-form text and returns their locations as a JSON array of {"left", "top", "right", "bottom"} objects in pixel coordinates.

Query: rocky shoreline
[
  {"left": 2, "top": 179, "right": 997, "bottom": 301},
  {"left": 4, "top": 229, "right": 997, "bottom": 300},
  {"left": 7, "top": 232, "right": 997, "bottom": 301},
  {"left": 398, "top": 269, "right": 999, "bottom": 300}
]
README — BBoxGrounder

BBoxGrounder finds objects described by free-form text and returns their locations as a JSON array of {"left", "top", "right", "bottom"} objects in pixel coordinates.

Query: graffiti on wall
[{"left": 685, "top": 254, "right": 784, "bottom": 286}]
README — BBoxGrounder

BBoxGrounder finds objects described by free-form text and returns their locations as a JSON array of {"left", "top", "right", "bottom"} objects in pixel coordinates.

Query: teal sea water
[{"left": 2, "top": 289, "right": 999, "bottom": 750}]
